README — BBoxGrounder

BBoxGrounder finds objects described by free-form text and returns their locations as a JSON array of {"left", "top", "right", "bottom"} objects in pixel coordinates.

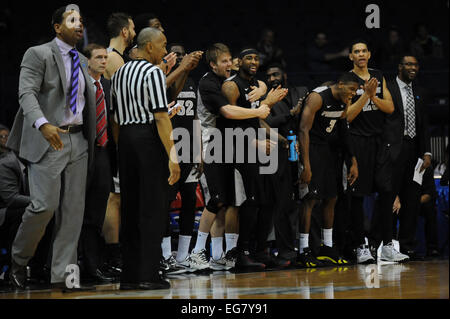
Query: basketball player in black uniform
[
  {"left": 298, "top": 73, "right": 359, "bottom": 267},
  {"left": 346, "top": 39, "right": 409, "bottom": 263},
  {"left": 189, "top": 43, "right": 285, "bottom": 271},
  {"left": 160, "top": 43, "right": 203, "bottom": 274},
  {"left": 222, "top": 48, "right": 288, "bottom": 268}
]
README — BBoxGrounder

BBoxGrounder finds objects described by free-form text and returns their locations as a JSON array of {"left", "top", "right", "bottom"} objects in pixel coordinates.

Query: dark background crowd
[{"left": 0, "top": 0, "right": 448, "bottom": 143}]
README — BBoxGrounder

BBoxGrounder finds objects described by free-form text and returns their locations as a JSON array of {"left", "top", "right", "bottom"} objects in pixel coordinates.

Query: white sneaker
[
  {"left": 356, "top": 245, "right": 375, "bottom": 264},
  {"left": 209, "top": 254, "right": 229, "bottom": 271},
  {"left": 164, "top": 255, "right": 188, "bottom": 275},
  {"left": 188, "top": 249, "right": 210, "bottom": 271},
  {"left": 380, "top": 242, "right": 410, "bottom": 263},
  {"left": 176, "top": 256, "right": 195, "bottom": 273}
]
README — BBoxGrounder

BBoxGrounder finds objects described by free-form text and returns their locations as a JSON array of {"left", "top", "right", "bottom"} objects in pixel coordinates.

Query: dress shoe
[
  {"left": 120, "top": 279, "right": 170, "bottom": 291},
  {"left": 9, "top": 260, "right": 27, "bottom": 289},
  {"left": 82, "top": 268, "right": 116, "bottom": 284},
  {"left": 402, "top": 250, "right": 424, "bottom": 261}
]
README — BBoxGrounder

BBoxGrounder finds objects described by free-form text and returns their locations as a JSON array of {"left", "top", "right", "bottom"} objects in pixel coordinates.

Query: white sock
[
  {"left": 161, "top": 236, "right": 172, "bottom": 260},
  {"left": 225, "top": 233, "right": 239, "bottom": 253},
  {"left": 299, "top": 233, "right": 309, "bottom": 253},
  {"left": 322, "top": 228, "right": 333, "bottom": 248},
  {"left": 176, "top": 235, "right": 192, "bottom": 262},
  {"left": 193, "top": 231, "right": 209, "bottom": 253},
  {"left": 211, "top": 237, "right": 224, "bottom": 260}
]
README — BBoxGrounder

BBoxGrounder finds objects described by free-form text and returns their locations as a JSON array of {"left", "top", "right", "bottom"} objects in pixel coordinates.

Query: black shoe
[
  {"left": 82, "top": 268, "right": 116, "bottom": 284},
  {"left": 120, "top": 279, "right": 170, "bottom": 291},
  {"left": 316, "top": 245, "right": 349, "bottom": 266},
  {"left": 402, "top": 250, "right": 424, "bottom": 261},
  {"left": 296, "top": 248, "right": 323, "bottom": 268},
  {"left": 254, "top": 251, "right": 291, "bottom": 269},
  {"left": 9, "top": 260, "right": 27, "bottom": 289},
  {"left": 236, "top": 250, "right": 265, "bottom": 270},
  {"left": 426, "top": 249, "right": 440, "bottom": 259},
  {"left": 51, "top": 282, "right": 96, "bottom": 293}
]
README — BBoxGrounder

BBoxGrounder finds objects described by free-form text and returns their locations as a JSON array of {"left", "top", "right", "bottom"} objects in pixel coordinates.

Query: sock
[
  {"left": 322, "top": 228, "right": 333, "bottom": 248},
  {"left": 193, "top": 231, "right": 209, "bottom": 253},
  {"left": 161, "top": 236, "right": 172, "bottom": 260},
  {"left": 176, "top": 235, "right": 192, "bottom": 263},
  {"left": 225, "top": 233, "right": 239, "bottom": 253},
  {"left": 211, "top": 237, "right": 224, "bottom": 260},
  {"left": 299, "top": 233, "right": 309, "bottom": 253}
]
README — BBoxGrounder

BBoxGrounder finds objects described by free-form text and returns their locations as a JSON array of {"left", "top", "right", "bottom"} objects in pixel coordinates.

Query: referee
[{"left": 111, "top": 27, "right": 180, "bottom": 290}]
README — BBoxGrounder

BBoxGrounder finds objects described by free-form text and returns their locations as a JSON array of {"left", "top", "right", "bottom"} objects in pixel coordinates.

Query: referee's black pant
[{"left": 118, "top": 124, "right": 169, "bottom": 283}]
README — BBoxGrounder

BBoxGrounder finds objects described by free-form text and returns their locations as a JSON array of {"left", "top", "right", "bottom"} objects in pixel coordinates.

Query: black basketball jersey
[
  {"left": 309, "top": 86, "right": 346, "bottom": 144},
  {"left": 171, "top": 77, "right": 197, "bottom": 132},
  {"left": 348, "top": 68, "right": 385, "bottom": 136},
  {"left": 227, "top": 74, "right": 261, "bottom": 130}
]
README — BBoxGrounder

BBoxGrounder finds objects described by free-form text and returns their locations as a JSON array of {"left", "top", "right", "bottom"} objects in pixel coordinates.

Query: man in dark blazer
[
  {"left": 384, "top": 54, "right": 432, "bottom": 257},
  {"left": 6, "top": 4, "right": 96, "bottom": 289},
  {"left": 78, "top": 43, "right": 117, "bottom": 283}
]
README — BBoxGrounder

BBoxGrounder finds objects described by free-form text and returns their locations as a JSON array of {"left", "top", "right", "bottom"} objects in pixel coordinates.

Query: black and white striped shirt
[{"left": 111, "top": 59, "right": 168, "bottom": 125}]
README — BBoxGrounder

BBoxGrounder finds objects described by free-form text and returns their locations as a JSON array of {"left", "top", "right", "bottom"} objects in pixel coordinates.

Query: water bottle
[{"left": 287, "top": 130, "right": 298, "bottom": 162}]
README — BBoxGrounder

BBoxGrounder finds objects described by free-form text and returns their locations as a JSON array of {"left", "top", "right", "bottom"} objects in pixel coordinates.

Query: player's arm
[
  {"left": 104, "top": 52, "right": 124, "bottom": 80},
  {"left": 369, "top": 77, "right": 394, "bottom": 114},
  {"left": 298, "top": 92, "right": 322, "bottom": 184},
  {"left": 220, "top": 81, "right": 270, "bottom": 119}
]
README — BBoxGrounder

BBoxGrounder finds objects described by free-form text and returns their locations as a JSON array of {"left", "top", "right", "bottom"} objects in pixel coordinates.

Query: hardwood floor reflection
[{"left": 0, "top": 260, "right": 448, "bottom": 299}]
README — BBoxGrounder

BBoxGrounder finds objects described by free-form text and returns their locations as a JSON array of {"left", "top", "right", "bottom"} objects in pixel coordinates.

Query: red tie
[{"left": 94, "top": 81, "right": 108, "bottom": 147}]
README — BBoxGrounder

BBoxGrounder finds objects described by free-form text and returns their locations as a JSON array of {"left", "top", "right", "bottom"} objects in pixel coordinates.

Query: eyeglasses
[{"left": 402, "top": 62, "right": 419, "bottom": 67}]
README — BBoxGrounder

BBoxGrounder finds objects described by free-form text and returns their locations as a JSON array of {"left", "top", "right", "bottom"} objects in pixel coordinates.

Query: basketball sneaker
[
  {"left": 316, "top": 245, "right": 349, "bottom": 265},
  {"left": 296, "top": 248, "right": 322, "bottom": 268},
  {"left": 209, "top": 254, "right": 228, "bottom": 271},
  {"left": 356, "top": 245, "right": 376, "bottom": 264},
  {"left": 224, "top": 247, "right": 239, "bottom": 269},
  {"left": 188, "top": 249, "right": 210, "bottom": 271},
  {"left": 380, "top": 242, "right": 410, "bottom": 263}
]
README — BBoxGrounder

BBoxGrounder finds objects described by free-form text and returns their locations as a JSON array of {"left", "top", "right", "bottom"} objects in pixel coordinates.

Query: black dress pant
[
  {"left": 272, "top": 148, "right": 298, "bottom": 257},
  {"left": 393, "top": 137, "right": 421, "bottom": 252},
  {"left": 118, "top": 124, "right": 169, "bottom": 283},
  {"left": 79, "top": 146, "right": 112, "bottom": 274}
]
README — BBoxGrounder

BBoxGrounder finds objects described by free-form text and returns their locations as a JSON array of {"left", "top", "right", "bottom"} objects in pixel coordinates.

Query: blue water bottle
[{"left": 287, "top": 130, "right": 298, "bottom": 162}]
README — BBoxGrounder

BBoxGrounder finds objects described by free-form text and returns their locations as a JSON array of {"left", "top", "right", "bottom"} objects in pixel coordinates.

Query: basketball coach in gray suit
[{"left": 6, "top": 4, "right": 96, "bottom": 289}]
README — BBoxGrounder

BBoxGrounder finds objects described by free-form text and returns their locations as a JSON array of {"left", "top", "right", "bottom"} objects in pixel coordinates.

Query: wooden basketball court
[{"left": 0, "top": 259, "right": 447, "bottom": 299}]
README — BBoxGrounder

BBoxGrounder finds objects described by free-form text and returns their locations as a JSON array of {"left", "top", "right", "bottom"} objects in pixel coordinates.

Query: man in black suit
[
  {"left": 78, "top": 43, "right": 116, "bottom": 283},
  {"left": 384, "top": 54, "right": 432, "bottom": 258}
]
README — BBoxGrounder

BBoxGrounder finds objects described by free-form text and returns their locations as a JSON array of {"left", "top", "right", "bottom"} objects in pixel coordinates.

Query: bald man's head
[
  {"left": 136, "top": 27, "right": 167, "bottom": 64},
  {"left": 137, "top": 27, "right": 163, "bottom": 49}
]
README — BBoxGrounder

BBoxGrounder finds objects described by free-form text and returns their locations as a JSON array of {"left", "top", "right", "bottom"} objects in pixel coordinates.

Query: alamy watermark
[{"left": 170, "top": 120, "right": 280, "bottom": 175}]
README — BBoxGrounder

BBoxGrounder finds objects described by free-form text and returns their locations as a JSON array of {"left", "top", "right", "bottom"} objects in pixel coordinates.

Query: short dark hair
[
  {"left": 337, "top": 72, "right": 359, "bottom": 84},
  {"left": 168, "top": 43, "right": 185, "bottom": 52},
  {"left": 0, "top": 124, "right": 9, "bottom": 132},
  {"left": 349, "top": 38, "right": 370, "bottom": 52},
  {"left": 83, "top": 43, "right": 106, "bottom": 59},
  {"left": 206, "top": 43, "right": 230, "bottom": 66},
  {"left": 266, "top": 63, "right": 285, "bottom": 74},
  {"left": 51, "top": 5, "right": 83, "bottom": 33},
  {"left": 107, "top": 12, "right": 132, "bottom": 39},
  {"left": 399, "top": 53, "right": 419, "bottom": 65},
  {"left": 134, "top": 13, "right": 158, "bottom": 36}
]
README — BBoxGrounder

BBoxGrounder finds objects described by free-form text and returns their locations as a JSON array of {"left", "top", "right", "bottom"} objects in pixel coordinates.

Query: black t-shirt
[
  {"left": 309, "top": 86, "right": 346, "bottom": 144},
  {"left": 348, "top": 68, "right": 385, "bottom": 137},
  {"left": 198, "top": 71, "right": 232, "bottom": 133}
]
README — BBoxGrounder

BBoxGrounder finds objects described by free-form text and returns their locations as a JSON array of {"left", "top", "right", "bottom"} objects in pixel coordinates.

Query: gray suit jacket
[{"left": 7, "top": 38, "right": 96, "bottom": 165}]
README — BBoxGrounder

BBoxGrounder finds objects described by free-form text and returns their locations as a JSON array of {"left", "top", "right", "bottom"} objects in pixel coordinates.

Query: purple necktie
[{"left": 69, "top": 49, "right": 80, "bottom": 115}]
